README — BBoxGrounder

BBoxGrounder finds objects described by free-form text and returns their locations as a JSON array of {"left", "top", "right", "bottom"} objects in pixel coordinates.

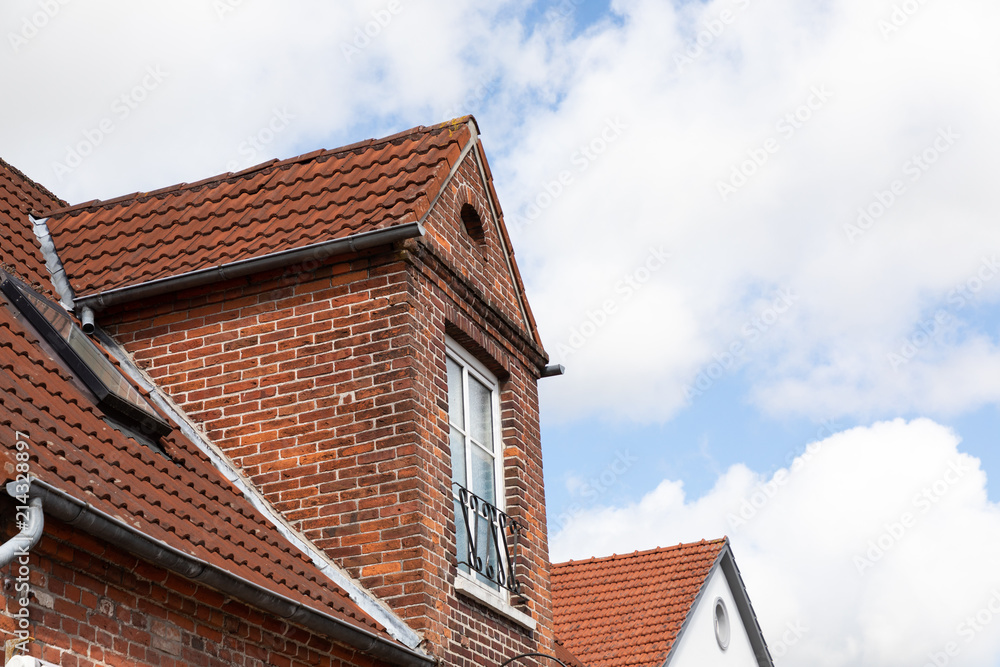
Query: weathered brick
[{"left": 97, "top": 150, "right": 556, "bottom": 666}]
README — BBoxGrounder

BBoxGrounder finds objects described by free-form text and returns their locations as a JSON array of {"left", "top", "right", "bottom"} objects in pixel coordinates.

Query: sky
[{"left": 3, "top": 0, "right": 1000, "bottom": 665}]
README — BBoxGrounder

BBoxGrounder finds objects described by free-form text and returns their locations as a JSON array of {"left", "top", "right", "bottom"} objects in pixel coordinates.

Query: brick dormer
[{"left": 41, "top": 118, "right": 556, "bottom": 664}]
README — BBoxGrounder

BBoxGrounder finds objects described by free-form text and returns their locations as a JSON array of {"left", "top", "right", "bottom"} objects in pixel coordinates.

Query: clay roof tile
[
  {"left": 552, "top": 538, "right": 728, "bottom": 667},
  {"left": 45, "top": 118, "right": 477, "bottom": 299}
]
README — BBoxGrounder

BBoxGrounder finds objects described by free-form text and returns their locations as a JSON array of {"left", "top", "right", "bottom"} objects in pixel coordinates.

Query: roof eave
[
  {"left": 717, "top": 543, "right": 775, "bottom": 667},
  {"left": 660, "top": 541, "right": 774, "bottom": 667},
  {"left": 74, "top": 221, "right": 425, "bottom": 312},
  {"left": 14, "top": 478, "right": 435, "bottom": 667}
]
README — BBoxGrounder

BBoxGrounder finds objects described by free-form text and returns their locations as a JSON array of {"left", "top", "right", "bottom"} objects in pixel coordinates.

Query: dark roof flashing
[{"left": 0, "top": 270, "right": 172, "bottom": 438}]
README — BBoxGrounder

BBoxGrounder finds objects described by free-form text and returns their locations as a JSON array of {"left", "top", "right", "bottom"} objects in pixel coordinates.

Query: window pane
[
  {"left": 24, "top": 289, "right": 155, "bottom": 412},
  {"left": 471, "top": 445, "right": 496, "bottom": 505},
  {"left": 447, "top": 357, "right": 464, "bottom": 430},
  {"left": 468, "top": 375, "right": 493, "bottom": 450},
  {"left": 450, "top": 426, "right": 467, "bottom": 486}
]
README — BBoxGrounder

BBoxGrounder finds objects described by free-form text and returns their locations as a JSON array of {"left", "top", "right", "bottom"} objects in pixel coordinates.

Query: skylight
[{"left": 0, "top": 271, "right": 173, "bottom": 440}]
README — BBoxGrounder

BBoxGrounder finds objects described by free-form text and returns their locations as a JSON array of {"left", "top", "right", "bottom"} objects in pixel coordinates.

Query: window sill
[{"left": 454, "top": 574, "right": 537, "bottom": 631}]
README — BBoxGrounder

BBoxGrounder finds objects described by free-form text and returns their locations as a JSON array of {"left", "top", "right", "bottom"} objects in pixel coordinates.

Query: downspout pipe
[
  {"left": 540, "top": 364, "right": 565, "bottom": 379},
  {"left": 74, "top": 222, "right": 426, "bottom": 313},
  {"left": 0, "top": 485, "right": 43, "bottom": 568},
  {"left": 79, "top": 306, "right": 96, "bottom": 335},
  {"left": 17, "top": 479, "right": 434, "bottom": 667}
]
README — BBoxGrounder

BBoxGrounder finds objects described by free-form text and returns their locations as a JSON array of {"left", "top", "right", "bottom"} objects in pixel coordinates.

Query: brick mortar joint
[{"left": 403, "top": 240, "right": 548, "bottom": 369}]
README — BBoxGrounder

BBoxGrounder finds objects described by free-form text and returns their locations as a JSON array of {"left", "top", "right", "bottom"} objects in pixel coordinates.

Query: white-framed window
[
  {"left": 445, "top": 336, "right": 537, "bottom": 630},
  {"left": 446, "top": 336, "right": 504, "bottom": 582}
]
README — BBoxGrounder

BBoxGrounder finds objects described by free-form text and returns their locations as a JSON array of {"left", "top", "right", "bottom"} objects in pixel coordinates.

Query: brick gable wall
[{"left": 99, "top": 148, "right": 555, "bottom": 665}]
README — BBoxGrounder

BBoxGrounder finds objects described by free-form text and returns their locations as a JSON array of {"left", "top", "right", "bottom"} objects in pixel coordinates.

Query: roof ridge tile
[{"left": 43, "top": 117, "right": 472, "bottom": 219}]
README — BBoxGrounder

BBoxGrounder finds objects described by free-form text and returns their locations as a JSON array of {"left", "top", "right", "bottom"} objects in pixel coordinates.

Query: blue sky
[
  {"left": 3, "top": 0, "right": 1000, "bottom": 664},
  {"left": 543, "top": 370, "right": 1000, "bottom": 525}
]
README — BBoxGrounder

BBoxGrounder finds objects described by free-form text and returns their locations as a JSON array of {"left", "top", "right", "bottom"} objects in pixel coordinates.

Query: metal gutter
[
  {"left": 541, "top": 364, "right": 565, "bottom": 378},
  {"left": 18, "top": 478, "right": 435, "bottom": 667},
  {"left": 0, "top": 485, "right": 43, "bottom": 568},
  {"left": 75, "top": 222, "right": 426, "bottom": 312},
  {"left": 29, "top": 216, "right": 75, "bottom": 311},
  {"left": 97, "top": 330, "right": 427, "bottom": 651}
]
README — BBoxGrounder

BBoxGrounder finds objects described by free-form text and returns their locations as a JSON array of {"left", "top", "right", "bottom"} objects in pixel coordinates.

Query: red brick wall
[
  {"left": 100, "top": 148, "right": 555, "bottom": 665},
  {"left": 0, "top": 505, "right": 390, "bottom": 667}
]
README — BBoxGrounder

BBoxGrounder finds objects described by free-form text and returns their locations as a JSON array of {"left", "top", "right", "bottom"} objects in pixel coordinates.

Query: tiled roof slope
[
  {"left": 45, "top": 118, "right": 475, "bottom": 299},
  {"left": 551, "top": 539, "right": 728, "bottom": 667},
  {"left": 0, "top": 285, "right": 402, "bottom": 647},
  {"left": 555, "top": 637, "right": 588, "bottom": 667},
  {"left": 0, "top": 158, "right": 66, "bottom": 297}
]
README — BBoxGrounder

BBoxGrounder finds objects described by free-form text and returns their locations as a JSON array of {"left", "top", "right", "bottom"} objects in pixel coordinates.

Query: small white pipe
[
  {"left": 0, "top": 495, "right": 43, "bottom": 568},
  {"left": 80, "top": 306, "right": 96, "bottom": 335}
]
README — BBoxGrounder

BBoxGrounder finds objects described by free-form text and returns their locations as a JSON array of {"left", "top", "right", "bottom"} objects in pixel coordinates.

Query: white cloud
[
  {"left": 550, "top": 419, "right": 1000, "bottom": 667},
  {"left": 5, "top": 5, "right": 1000, "bottom": 665},
  {"left": 495, "top": 0, "right": 1000, "bottom": 423},
  {"left": 4, "top": 0, "right": 999, "bottom": 423},
  {"left": 0, "top": 0, "right": 534, "bottom": 200}
]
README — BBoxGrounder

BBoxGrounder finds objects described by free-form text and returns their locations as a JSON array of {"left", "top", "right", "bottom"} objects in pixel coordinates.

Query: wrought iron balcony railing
[{"left": 453, "top": 482, "right": 524, "bottom": 595}]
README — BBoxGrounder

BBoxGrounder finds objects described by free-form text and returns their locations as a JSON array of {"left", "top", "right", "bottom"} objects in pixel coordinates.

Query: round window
[{"left": 714, "top": 598, "right": 731, "bottom": 651}]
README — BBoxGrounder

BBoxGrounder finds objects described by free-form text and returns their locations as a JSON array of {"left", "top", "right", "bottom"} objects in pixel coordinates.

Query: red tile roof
[
  {"left": 0, "top": 164, "right": 410, "bottom": 652},
  {"left": 551, "top": 539, "right": 728, "bottom": 667},
  {"left": 44, "top": 118, "right": 476, "bottom": 299},
  {"left": 555, "top": 637, "right": 588, "bottom": 667},
  {"left": 0, "top": 295, "right": 400, "bottom": 643},
  {"left": 0, "top": 158, "right": 66, "bottom": 298}
]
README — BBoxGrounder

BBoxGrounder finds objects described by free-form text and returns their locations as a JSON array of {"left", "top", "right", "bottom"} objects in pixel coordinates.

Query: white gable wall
[{"left": 665, "top": 567, "right": 760, "bottom": 667}]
